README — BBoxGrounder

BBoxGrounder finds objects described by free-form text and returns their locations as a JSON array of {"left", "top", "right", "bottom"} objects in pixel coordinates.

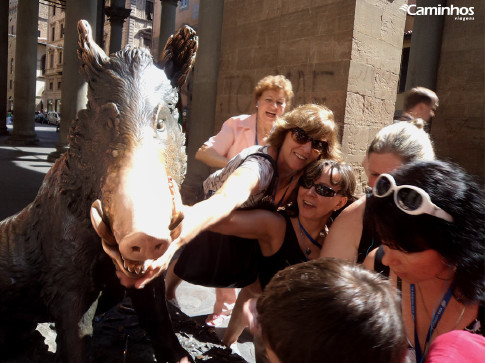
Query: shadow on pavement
[{"left": 0, "top": 125, "right": 58, "bottom": 220}]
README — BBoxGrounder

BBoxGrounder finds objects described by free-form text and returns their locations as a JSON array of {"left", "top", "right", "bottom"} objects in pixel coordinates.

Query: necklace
[
  {"left": 410, "top": 283, "right": 454, "bottom": 363},
  {"left": 297, "top": 216, "right": 323, "bottom": 257},
  {"left": 298, "top": 225, "right": 312, "bottom": 257},
  {"left": 416, "top": 284, "right": 433, "bottom": 319},
  {"left": 416, "top": 284, "right": 467, "bottom": 331},
  {"left": 272, "top": 152, "right": 294, "bottom": 208}
]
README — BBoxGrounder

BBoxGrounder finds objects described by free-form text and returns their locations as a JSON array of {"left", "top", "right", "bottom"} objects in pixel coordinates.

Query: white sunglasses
[{"left": 373, "top": 173, "right": 454, "bottom": 223}]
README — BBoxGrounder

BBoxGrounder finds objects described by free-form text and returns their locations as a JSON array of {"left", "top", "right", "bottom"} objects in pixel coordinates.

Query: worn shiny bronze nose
[{"left": 118, "top": 232, "right": 171, "bottom": 262}]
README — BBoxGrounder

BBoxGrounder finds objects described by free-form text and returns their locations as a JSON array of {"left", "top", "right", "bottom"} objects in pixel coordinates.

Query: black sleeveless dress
[{"left": 258, "top": 211, "right": 308, "bottom": 290}]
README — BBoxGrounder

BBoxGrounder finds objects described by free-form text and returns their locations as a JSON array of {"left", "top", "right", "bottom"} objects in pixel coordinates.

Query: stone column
[
  {"left": 95, "top": 0, "right": 105, "bottom": 46},
  {"left": 48, "top": 0, "right": 98, "bottom": 161},
  {"left": 404, "top": 0, "right": 445, "bottom": 91},
  {"left": 105, "top": 0, "right": 131, "bottom": 54},
  {"left": 7, "top": 0, "right": 39, "bottom": 145},
  {"left": 157, "top": 0, "right": 178, "bottom": 60},
  {"left": 0, "top": 0, "right": 8, "bottom": 136},
  {"left": 213, "top": 0, "right": 407, "bottom": 193},
  {"left": 180, "top": 0, "right": 224, "bottom": 204},
  {"left": 341, "top": 0, "right": 407, "bottom": 191}
]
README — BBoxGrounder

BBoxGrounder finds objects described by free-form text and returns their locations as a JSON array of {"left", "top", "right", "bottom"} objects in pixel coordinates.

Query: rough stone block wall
[
  {"left": 432, "top": 0, "right": 484, "bottom": 185},
  {"left": 216, "top": 0, "right": 356, "bottom": 130},
  {"left": 343, "top": 0, "right": 406, "bottom": 189},
  {"left": 216, "top": 0, "right": 406, "bottom": 191}
]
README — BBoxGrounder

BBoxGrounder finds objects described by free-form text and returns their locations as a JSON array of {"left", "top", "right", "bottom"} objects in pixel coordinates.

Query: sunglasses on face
[
  {"left": 300, "top": 178, "right": 341, "bottom": 197},
  {"left": 291, "top": 128, "right": 328, "bottom": 154},
  {"left": 373, "top": 173, "right": 454, "bottom": 222}
]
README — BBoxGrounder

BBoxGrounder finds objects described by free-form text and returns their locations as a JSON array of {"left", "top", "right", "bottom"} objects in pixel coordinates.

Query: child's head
[{"left": 256, "top": 258, "right": 407, "bottom": 363}]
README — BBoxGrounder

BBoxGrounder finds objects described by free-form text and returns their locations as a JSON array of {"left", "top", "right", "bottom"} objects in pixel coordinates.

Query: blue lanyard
[
  {"left": 410, "top": 283, "right": 453, "bottom": 363},
  {"left": 271, "top": 152, "right": 294, "bottom": 209},
  {"left": 271, "top": 173, "right": 293, "bottom": 208},
  {"left": 297, "top": 216, "right": 322, "bottom": 248},
  {"left": 254, "top": 114, "right": 258, "bottom": 145}
]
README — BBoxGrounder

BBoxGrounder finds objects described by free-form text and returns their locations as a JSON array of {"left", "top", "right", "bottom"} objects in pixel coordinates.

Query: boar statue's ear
[
  {"left": 90, "top": 199, "right": 116, "bottom": 245},
  {"left": 77, "top": 19, "right": 110, "bottom": 82},
  {"left": 157, "top": 25, "right": 198, "bottom": 89}
]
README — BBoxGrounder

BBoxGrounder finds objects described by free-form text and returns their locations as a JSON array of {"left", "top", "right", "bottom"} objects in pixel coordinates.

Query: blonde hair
[
  {"left": 367, "top": 121, "right": 435, "bottom": 163},
  {"left": 266, "top": 104, "right": 343, "bottom": 162},
  {"left": 253, "top": 75, "right": 294, "bottom": 109}
]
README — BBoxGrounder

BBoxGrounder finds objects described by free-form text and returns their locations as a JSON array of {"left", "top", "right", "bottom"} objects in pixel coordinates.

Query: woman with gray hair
[{"left": 320, "top": 120, "right": 435, "bottom": 263}]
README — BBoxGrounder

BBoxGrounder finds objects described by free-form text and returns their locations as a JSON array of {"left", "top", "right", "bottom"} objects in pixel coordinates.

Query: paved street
[{"left": 0, "top": 123, "right": 255, "bottom": 362}]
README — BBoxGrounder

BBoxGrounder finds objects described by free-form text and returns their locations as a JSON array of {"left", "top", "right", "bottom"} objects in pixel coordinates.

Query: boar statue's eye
[{"left": 156, "top": 118, "right": 165, "bottom": 131}]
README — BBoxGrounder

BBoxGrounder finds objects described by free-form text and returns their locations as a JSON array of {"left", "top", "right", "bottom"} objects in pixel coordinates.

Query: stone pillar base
[
  {"left": 7, "top": 132, "right": 38, "bottom": 145},
  {"left": 47, "top": 144, "right": 69, "bottom": 163}
]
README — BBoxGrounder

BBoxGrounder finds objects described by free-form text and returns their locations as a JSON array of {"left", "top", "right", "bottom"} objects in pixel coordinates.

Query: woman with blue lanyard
[
  {"left": 156, "top": 104, "right": 343, "bottom": 301},
  {"left": 210, "top": 159, "right": 356, "bottom": 350},
  {"left": 363, "top": 160, "right": 485, "bottom": 363},
  {"left": 195, "top": 75, "right": 293, "bottom": 169}
]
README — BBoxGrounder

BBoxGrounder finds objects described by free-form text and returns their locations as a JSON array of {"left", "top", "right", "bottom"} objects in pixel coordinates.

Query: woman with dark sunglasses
[
  {"left": 194, "top": 75, "right": 294, "bottom": 327},
  {"left": 133, "top": 105, "right": 342, "bottom": 292},
  {"left": 209, "top": 159, "right": 356, "bottom": 352},
  {"left": 320, "top": 120, "right": 435, "bottom": 264},
  {"left": 363, "top": 160, "right": 485, "bottom": 363}
]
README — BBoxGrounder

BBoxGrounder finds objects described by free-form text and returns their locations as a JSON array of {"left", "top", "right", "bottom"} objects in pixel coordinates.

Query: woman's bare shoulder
[{"left": 319, "top": 195, "right": 367, "bottom": 261}]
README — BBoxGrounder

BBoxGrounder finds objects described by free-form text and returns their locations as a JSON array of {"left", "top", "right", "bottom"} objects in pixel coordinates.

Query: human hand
[
  {"left": 130, "top": 241, "right": 182, "bottom": 289},
  {"left": 117, "top": 204, "right": 207, "bottom": 289},
  {"left": 243, "top": 298, "right": 262, "bottom": 338},
  {"left": 177, "top": 357, "right": 191, "bottom": 363},
  {"left": 170, "top": 204, "right": 208, "bottom": 247}
]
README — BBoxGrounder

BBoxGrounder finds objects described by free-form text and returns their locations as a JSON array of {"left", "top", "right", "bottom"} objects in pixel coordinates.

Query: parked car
[{"left": 47, "top": 111, "right": 61, "bottom": 126}]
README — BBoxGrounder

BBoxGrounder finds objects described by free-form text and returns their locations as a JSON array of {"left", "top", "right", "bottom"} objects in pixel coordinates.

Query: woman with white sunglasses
[
  {"left": 320, "top": 120, "right": 435, "bottom": 263},
  {"left": 363, "top": 160, "right": 484, "bottom": 363}
]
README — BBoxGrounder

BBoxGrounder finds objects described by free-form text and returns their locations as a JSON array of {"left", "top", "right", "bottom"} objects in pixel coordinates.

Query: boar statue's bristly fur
[{"left": 0, "top": 20, "right": 197, "bottom": 362}]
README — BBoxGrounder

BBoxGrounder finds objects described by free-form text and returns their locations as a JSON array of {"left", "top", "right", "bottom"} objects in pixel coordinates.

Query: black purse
[{"left": 174, "top": 151, "right": 276, "bottom": 288}]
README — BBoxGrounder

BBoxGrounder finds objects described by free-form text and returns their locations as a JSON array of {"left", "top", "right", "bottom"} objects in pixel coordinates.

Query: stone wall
[
  {"left": 342, "top": 0, "right": 407, "bottom": 189},
  {"left": 432, "top": 0, "right": 484, "bottom": 185},
  {"left": 215, "top": 0, "right": 406, "bottom": 191},
  {"left": 216, "top": 0, "right": 354, "bottom": 127}
]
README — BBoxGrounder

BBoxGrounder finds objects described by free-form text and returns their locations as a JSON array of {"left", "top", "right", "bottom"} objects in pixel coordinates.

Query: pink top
[
  {"left": 204, "top": 114, "right": 257, "bottom": 160},
  {"left": 425, "top": 330, "right": 485, "bottom": 363}
]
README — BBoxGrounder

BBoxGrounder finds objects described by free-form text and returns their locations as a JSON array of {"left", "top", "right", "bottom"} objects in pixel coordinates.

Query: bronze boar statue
[{"left": 0, "top": 20, "right": 197, "bottom": 362}]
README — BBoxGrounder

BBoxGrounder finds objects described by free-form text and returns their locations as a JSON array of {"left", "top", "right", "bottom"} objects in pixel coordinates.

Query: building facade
[
  {"left": 7, "top": 0, "right": 48, "bottom": 113},
  {"left": 7, "top": 0, "right": 154, "bottom": 115},
  {"left": 103, "top": 0, "right": 154, "bottom": 54},
  {"left": 44, "top": 2, "right": 65, "bottom": 113}
]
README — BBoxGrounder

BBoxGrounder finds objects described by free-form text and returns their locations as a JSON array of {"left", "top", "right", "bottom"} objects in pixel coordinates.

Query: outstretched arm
[
  {"left": 132, "top": 168, "right": 263, "bottom": 288},
  {"left": 319, "top": 195, "right": 366, "bottom": 262},
  {"left": 179, "top": 167, "right": 261, "bottom": 241},
  {"left": 210, "top": 209, "right": 286, "bottom": 256}
]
